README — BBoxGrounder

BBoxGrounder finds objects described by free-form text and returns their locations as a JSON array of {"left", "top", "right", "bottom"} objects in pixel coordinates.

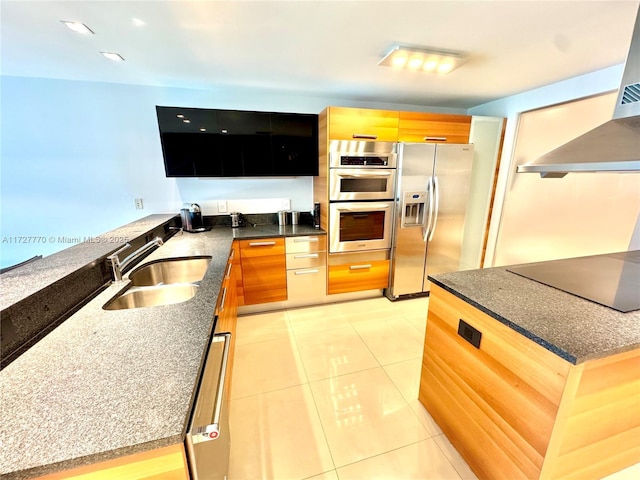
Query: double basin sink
[{"left": 103, "top": 256, "right": 212, "bottom": 310}]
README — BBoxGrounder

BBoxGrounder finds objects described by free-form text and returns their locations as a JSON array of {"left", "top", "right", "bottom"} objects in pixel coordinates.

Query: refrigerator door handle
[
  {"left": 428, "top": 176, "right": 440, "bottom": 242},
  {"left": 423, "top": 177, "right": 435, "bottom": 242}
]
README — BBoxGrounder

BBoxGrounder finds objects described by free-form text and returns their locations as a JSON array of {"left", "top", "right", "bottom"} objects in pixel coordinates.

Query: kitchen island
[
  {"left": 0, "top": 215, "right": 324, "bottom": 479},
  {"left": 419, "top": 253, "right": 640, "bottom": 480}
]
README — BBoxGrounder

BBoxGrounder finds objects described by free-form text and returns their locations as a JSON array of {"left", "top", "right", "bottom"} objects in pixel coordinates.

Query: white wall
[
  {"left": 468, "top": 64, "right": 640, "bottom": 266},
  {"left": 0, "top": 75, "right": 464, "bottom": 268}
]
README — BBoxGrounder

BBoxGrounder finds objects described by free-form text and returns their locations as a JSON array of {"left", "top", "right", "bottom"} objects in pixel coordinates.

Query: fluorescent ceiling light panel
[
  {"left": 379, "top": 46, "right": 467, "bottom": 74},
  {"left": 61, "top": 21, "right": 94, "bottom": 34},
  {"left": 100, "top": 52, "right": 125, "bottom": 61}
]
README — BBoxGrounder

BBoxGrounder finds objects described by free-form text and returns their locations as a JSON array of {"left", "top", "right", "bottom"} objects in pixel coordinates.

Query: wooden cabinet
[
  {"left": 238, "top": 238, "right": 287, "bottom": 305},
  {"left": 231, "top": 242, "right": 244, "bottom": 306},
  {"left": 326, "top": 106, "right": 399, "bottom": 142},
  {"left": 35, "top": 444, "right": 189, "bottom": 480},
  {"left": 215, "top": 248, "right": 238, "bottom": 396},
  {"left": 398, "top": 111, "right": 471, "bottom": 143},
  {"left": 286, "top": 235, "right": 327, "bottom": 307},
  {"left": 419, "top": 285, "right": 640, "bottom": 480},
  {"left": 328, "top": 258, "right": 389, "bottom": 295}
]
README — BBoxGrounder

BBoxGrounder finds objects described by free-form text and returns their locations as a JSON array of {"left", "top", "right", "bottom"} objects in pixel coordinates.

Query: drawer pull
[
  {"left": 424, "top": 136, "right": 447, "bottom": 142},
  {"left": 229, "top": 248, "right": 235, "bottom": 261},
  {"left": 294, "top": 269, "right": 319, "bottom": 275},
  {"left": 352, "top": 133, "right": 378, "bottom": 140},
  {"left": 219, "top": 287, "right": 227, "bottom": 312},
  {"left": 225, "top": 263, "right": 233, "bottom": 279},
  {"left": 249, "top": 241, "right": 276, "bottom": 247},
  {"left": 294, "top": 253, "right": 319, "bottom": 259},
  {"left": 458, "top": 319, "right": 482, "bottom": 349},
  {"left": 349, "top": 264, "right": 372, "bottom": 270},
  {"left": 294, "top": 237, "right": 319, "bottom": 243}
]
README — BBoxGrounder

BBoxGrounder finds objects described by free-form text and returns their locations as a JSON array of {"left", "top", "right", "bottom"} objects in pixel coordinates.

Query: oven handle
[
  {"left": 189, "top": 332, "right": 231, "bottom": 444},
  {"left": 336, "top": 171, "right": 395, "bottom": 178},
  {"left": 334, "top": 203, "right": 392, "bottom": 212}
]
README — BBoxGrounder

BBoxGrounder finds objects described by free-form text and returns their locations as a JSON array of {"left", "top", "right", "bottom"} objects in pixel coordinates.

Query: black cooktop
[{"left": 507, "top": 250, "right": 640, "bottom": 313}]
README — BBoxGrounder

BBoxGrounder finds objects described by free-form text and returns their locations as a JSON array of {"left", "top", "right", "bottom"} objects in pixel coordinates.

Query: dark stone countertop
[
  {"left": 0, "top": 218, "right": 325, "bottom": 479},
  {"left": 429, "top": 254, "right": 640, "bottom": 365}
]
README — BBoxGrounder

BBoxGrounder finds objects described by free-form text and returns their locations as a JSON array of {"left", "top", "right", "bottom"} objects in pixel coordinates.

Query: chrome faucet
[{"left": 107, "top": 237, "right": 164, "bottom": 282}]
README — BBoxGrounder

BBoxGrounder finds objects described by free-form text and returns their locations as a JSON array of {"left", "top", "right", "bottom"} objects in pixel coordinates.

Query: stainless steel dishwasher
[{"left": 185, "top": 332, "right": 231, "bottom": 480}]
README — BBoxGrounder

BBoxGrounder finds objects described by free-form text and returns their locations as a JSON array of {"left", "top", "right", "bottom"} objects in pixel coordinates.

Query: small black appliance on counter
[{"left": 180, "top": 203, "right": 208, "bottom": 232}]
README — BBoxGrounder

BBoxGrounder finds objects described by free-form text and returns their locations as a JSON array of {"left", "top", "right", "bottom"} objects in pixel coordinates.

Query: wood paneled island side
[{"left": 419, "top": 262, "right": 640, "bottom": 480}]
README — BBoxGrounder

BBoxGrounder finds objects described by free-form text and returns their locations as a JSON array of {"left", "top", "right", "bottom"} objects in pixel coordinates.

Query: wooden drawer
[
  {"left": 419, "top": 285, "right": 570, "bottom": 479},
  {"left": 241, "top": 254, "right": 287, "bottom": 305},
  {"left": 239, "top": 238, "right": 285, "bottom": 258},
  {"left": 285, "top": 235, "right": 326, "bottom": 254},
  {"left": 328, "top": 259, "right": 389, "bottom": 294},
  {"left": 286, "top": 251, "right": 326, "bottom": 270},
  {"left": 398, "top": 112, "right": 471, "bottom": 144},
  {"left": 328, "top": 106, "right": 399, "bottom": 142}
]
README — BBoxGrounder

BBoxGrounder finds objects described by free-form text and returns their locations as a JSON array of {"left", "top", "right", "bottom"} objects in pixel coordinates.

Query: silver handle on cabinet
[
  {"left": 294, "top": 253, "right": 319, "bottom": 259},
  {"left": 225, "top": 262, "right": 233, "bottom": 279},
  {"left": 424, "top": 136, "right": 447, "bottom": 142},
  {"left": 294, "top": 269, "right": 319, "bottom": 275},
  {"left": 249, "top": 241, "right": 276, "bottom": 247},
  {"left": 352, "top": 133, "right": 378, "bottom": 140},
  {"left": 219, "top": 287, "right": 227, "bottom": 312},
  {"left": 190, "top": 333, "right": 231, "bottom": 444},
  {"left": 229, "top": 248, "right": 235, "bottom": 261},
  {"left": 349, "top": 264, "right": 372, "bottom": 270},
  {"left": 293, "top": 237, "right": 318, "bottom": 243}
]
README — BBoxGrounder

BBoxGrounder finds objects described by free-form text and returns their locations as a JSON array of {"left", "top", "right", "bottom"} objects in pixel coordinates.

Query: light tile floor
[{"left": 228, "top": 296, "right": 640, "bottom": 480}]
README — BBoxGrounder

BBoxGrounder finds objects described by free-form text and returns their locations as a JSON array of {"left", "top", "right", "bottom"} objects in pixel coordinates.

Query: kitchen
[{"left": 2, "top": 1, "right": 640, "bottom": 480}]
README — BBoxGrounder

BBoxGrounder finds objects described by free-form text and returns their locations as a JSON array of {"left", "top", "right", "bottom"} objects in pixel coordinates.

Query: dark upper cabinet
[{"left": 156, "top": 107, "right": 318, "bottom": 177}]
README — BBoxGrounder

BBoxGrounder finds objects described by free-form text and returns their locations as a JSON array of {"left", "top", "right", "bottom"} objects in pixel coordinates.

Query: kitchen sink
[
  {"left": 103, "top": 284, "right": 199, "bottom": 310},
  {"left": 128, "top": 256, "right": 212, "bottom": 286}
]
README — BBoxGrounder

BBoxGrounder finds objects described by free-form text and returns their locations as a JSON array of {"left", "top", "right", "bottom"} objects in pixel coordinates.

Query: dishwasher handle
[{"left": 189, "top": 332, "right": 231, "bottom": 444}]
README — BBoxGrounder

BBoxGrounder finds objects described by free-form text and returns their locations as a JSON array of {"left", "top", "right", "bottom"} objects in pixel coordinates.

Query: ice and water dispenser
[{"left": 401, "top": 192, "right": 427, "bottom": 228}]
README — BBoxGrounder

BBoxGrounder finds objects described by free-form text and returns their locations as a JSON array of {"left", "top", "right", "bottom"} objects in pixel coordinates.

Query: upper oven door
[
  {"left": 329, "top": 151, "right": 397, "bottom": 168},
  {"left": 330, "top": 168, "right": 397, "bottom": 201},
  {"left": 329, "top": 202, "right": 393, "bottom": 253}
]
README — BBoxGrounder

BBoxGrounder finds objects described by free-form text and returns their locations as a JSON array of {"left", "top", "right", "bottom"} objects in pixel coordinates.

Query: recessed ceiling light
[
  {"left": 61, "top": 21, "right": 94, "bottom": 35},
  {"left": 200, "top": 128, "right": 206, "bottom": 132},
  {"left": 176, "top": 114, "right": 185, "bottom": 118},
  {"left": 100, "top": 52, "right": 125, "bottom": 62},
  {"left": 183, "top": 119, "right": 191, "bottom": 124}
]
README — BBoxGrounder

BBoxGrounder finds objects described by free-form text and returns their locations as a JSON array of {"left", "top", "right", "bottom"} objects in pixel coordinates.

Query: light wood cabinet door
[
  {"left": 398, "top": 111, "right": 471, "bottom": 143},
  {"left": 231, "top": 241, "right": 244, "bottom": 306},
  {"left": 328, "top": 107, "right": 399, "bottom": 142},
  {"left": 239, "top": 238, "right": 287, "bottom": 305},
  {"left": 328, "top": 259, "right": 389, "bottom": 294},
  {"left": 216, "top": 252, "right": 238, "bottom": 398}
]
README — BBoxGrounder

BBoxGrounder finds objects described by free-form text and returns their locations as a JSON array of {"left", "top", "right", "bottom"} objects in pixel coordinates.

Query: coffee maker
[{"left": 180, "top": 203, "right": 205, "bottom": 232}]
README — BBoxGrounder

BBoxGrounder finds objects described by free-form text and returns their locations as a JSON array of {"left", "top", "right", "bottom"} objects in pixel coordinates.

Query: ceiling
[{"left": 2, "top": 0, "right": 639, "bottom": 109}]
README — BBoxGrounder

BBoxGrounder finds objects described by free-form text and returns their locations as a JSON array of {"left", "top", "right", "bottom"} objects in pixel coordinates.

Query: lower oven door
[
  {"left": 185, "top": 333, "right": 231, "bottom": 480},
  {"left": 329, "top": 201, "right": 393, "bottom": 253}
]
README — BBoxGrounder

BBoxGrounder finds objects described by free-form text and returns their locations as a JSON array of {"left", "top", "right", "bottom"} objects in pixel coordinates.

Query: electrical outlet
[
  {"left": 218, "top": 200, "right": 228, "bottom": 213},
  {"left": 134, "top": 198, "right": 144, "bottom": 210},
  {"left": 282, "top": 199, "right": 291, "bottom": 210}
]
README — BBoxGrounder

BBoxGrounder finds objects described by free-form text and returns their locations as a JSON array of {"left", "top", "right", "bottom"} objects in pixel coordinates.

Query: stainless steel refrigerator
[{"left": 387, "top": 143, "right": 475, "bottom": 298}]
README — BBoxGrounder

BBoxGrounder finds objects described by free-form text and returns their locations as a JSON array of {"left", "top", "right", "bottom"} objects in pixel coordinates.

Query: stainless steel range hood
[{"left": 518, "top": 9, "right": 640, "bottom": 178}]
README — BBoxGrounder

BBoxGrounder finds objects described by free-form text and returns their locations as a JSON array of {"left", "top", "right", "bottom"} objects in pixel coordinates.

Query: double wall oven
[{"left": 328, "top": 141, "right": 397, "bottom": 253}]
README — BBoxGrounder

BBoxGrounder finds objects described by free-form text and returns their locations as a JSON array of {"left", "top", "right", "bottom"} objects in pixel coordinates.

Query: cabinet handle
[
  {"left": 219, "top": 287, "right": 227, "bottom": 312},
  {"left": 294, "top": 253, "right": 319, "bottom": 259},
  {"left": 294, "top": 237, "right": 318, "bottom": 243},
  {"left": 424, "top": 136, "right": 447, "bottom": 142},
  {"left": 225, "top": 263, "right": 233, "bottom": 279},
  {"left": 349, "top": 264, "right": 372, "bottom": 270},
  {"left": 229, "top": 248, "right": 235, "bottom": 261},
  {"left": 294, "top": 269, "right": 319, "bottom": 275},
  {"left": 352, "top": 134, "right": 378, "bottom": 140},
  {"left": 249, "top": 241, "right": 276, "bottom": 247}
]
